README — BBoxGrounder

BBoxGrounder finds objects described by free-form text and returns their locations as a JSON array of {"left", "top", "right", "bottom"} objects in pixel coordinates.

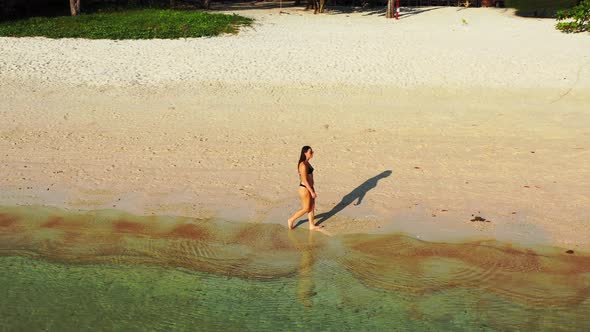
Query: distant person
[{"left": 288, "top": 146, "right": 321, "bottom": 230}]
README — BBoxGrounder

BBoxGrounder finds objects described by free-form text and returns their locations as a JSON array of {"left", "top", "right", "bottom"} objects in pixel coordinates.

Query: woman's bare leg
[
  {"left": 308, "top": 198, "right": 320, "bottom": 230},
  {"left": 288, "top": 188, "right": 311, "bottom": 229}
]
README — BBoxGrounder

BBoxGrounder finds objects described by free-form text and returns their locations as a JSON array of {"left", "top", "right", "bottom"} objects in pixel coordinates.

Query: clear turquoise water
[{"left": 1, "top": 206, "right": 589, "bottom": 331}]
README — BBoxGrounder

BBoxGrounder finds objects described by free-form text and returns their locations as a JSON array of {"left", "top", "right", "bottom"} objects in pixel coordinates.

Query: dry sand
[{"left": 1, "top": 6, "right": 589, "bottom": 250}]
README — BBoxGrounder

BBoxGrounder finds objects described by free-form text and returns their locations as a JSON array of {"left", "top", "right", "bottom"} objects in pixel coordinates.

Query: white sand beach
[{"left": 1, "top": 6, "right": 589, "bottom": 250}]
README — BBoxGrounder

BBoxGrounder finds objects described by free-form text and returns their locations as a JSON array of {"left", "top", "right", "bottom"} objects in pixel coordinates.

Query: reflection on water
[
  {"left": 1, "top": 205, "right": 589, "bottom": 331},
  {"left": 289, "top": 230, "right": 318, "bottom": 308}
]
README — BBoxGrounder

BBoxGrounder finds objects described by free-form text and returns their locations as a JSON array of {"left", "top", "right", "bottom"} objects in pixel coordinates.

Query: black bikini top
[{"left": 300, "top": 162, "right": 314, "bottom": 175}]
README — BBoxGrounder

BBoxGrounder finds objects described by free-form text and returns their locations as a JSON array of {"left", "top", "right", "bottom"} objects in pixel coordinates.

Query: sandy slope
[{"left": 1, "top": 7, "right": 589, "bottom": 250}]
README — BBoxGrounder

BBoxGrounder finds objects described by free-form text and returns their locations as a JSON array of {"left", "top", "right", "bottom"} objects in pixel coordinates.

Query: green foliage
[
  {"left": 556, "top": 0, "right": 590, "bottom": 33},
  {"left": 0, "top": 9, "right": 253, "bottom": 39}
]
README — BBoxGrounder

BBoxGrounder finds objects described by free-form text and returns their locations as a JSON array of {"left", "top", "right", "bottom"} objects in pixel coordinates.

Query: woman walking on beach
[{"left": 288, "top": 146, "right": 321, "bottom": 231}]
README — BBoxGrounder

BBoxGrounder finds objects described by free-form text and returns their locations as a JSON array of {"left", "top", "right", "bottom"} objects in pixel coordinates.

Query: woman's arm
[{"left": 299, "top": 163, "right": 316, "bottom": 198}]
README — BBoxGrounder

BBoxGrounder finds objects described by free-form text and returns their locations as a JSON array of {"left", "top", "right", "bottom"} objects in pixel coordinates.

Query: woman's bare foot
[
  {"left": 309, "top": 223, "right": 322, "bottom": 231},
  {"left": 288, "top": 218, "right": 295, "bottom": 230}
]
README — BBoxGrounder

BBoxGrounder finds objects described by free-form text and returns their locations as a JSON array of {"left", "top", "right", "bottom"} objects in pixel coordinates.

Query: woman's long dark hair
[{"left": 298, "top": 146, "right": 312, "bottom": 168}]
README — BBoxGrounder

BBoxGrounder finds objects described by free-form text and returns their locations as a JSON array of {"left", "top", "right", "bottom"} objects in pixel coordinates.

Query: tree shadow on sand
[
  {"left": 211, "top": 1, "right": 441, "bottom": 18},
  {"left": 325, "top": 5, "right": 440, "bottom": 18},
  {"left": 315, "top": 170, "right": 392, "bottom": 226}
]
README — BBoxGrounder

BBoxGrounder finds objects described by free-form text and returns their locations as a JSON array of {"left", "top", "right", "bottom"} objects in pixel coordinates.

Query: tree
[
  {"left": 386, "top": 0, "right": 394, "bottom": 18},
  {"left": 69, "top": 0, "right": 81, "bottom": 16},
  {"left": 319, "top": 0, "right": 326, "bottom": 13}
]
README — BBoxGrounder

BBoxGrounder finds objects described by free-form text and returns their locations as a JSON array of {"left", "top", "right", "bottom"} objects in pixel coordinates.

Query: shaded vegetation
[
  {"left": 556, "top": 0, "right": 590, "bottom": 32},
  {"left": 0, "top": 8, "right": 252, "bottom": 39},
  {"left": 0, "top": 0, "right": 207, "bottom": 21},
  {"left": 0, "top": 0, "right": 67, "bottom": 20}
]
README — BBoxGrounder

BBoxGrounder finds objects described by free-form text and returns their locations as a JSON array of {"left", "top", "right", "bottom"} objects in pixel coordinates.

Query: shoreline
[{"left": 1, "top": 204, "right": 588, "bottom": 256}]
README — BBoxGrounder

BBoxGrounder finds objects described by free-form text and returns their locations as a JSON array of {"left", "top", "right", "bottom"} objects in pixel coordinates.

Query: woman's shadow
[{"left": 315, "top": 170, "right": 392, "bottom": 226}]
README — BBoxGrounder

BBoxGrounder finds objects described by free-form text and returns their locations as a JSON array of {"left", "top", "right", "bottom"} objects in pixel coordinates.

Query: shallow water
[{"left": 1, "top": 206, "right": 589, "bottom": 331}]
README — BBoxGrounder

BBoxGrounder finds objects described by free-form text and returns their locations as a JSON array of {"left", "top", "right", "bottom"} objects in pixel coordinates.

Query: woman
[{"left": 288, "top": 146, "right": 321, "bottom": 230}]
